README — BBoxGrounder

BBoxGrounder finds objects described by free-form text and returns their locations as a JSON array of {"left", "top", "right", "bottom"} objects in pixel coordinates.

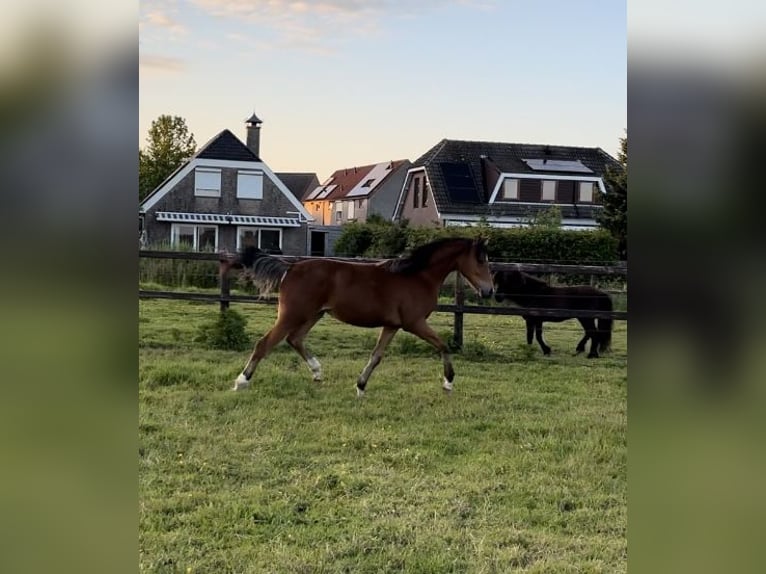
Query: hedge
[{"left": 335, "top": 222, "right": 619, "bottom": 265}]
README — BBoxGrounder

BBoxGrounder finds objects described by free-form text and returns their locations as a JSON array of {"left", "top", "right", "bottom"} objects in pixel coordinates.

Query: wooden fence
[{"left": 139, "top": 250, "right": 627, "bottom": 347}]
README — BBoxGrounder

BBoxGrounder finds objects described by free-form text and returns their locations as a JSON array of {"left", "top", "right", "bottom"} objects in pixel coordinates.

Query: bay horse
[
  {"left": 493, "top": 267, "right": 613, "bottom": 358},
  {"left": 219, "top": 238, "right": 494, "bottom": 396}
]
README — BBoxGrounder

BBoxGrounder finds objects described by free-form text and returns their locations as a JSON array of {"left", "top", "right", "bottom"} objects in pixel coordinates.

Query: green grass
[{"left": 140, "top": 299, "right": 627, "bottom": 573}]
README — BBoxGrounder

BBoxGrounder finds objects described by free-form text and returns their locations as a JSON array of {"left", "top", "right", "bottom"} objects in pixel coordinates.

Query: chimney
[{"left": 245, "top": 111, "right": 263, "bottom": 158}]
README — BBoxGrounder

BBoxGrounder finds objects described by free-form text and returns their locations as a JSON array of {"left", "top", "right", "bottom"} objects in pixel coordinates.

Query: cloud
[
  {"left": 139, "top": 54, "right": 185, "bottom": 73},
  {"left": 187, "top": 0, "right": 494, "bottom": 52}
]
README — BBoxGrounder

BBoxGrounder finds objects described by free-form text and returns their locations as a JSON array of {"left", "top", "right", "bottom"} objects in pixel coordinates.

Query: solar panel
[
  {"left": 523, "top": 159, "right": 593, "bottom": 173},
  {"left": 439, "top": 162, "right": 481, "bottom": 203}
]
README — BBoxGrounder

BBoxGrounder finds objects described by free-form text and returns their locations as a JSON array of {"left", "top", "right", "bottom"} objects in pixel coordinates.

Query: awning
[{"left": 155, "top": 211, "right": 302, "bottom": 227}]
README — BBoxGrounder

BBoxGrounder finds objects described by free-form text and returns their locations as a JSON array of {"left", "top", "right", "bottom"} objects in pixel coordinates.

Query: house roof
[
  {"left": 305, "top": 160, "right": 409, "bottom": 202},
  {"left": 196, "top": 129, "right": 260, "bottom": 162},
  {"left": 404, "top": 139, "right": 621, "bottom": 220},
  {"left": 275, "top": 172, "right": 320, "bottom": 202}
]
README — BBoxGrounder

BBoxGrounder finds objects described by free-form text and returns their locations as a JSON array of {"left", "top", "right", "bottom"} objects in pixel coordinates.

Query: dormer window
[
  {"left": 194, "top": 168, "right": 221, "bottom": 197},
  {"left": 578, "top": 182, "right": 595, "bottom": 202}
]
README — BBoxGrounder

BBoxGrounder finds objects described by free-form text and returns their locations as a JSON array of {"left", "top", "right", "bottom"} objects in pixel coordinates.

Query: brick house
[
  {"left": 139, "top": 113, "right": 315, "bottom": 255},
  {"left": 303, "top": 160, "right": 411, "bottom": 225}
]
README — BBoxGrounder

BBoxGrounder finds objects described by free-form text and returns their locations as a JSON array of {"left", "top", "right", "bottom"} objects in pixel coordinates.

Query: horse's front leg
[{"left": 405, "top": 320, "right": 455, "bottom": 392}]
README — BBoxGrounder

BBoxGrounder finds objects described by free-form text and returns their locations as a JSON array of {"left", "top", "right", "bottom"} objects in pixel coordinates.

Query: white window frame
[
  {"left": 194, "top": 168, "right": 222, "bottom": 197},
  {"left": 170, "top": 223, "right": 218, "bottom": 251},
  {"left": 542, "top": 180, "right": 557, "bottom": 201},
  {"left": 347, "top": 201, "right": 355, "bottom": 220},
  {"left": 501, "top": 178, "right": 519, "bottom": 200},
  {"left": 578, "top": 181, "right": 595, "bottom": 202},
  {"left": 237, "top": 170, "right": 264, "bottom": 200},
  {"left": 236, "top": 226, "right": 283, "bottom": 251}
]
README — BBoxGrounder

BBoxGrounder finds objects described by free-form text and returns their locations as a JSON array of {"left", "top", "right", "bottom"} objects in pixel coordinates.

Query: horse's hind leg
[
  {"left": 233, "top": 319, "right": 291, "bottom": 390},
  {"left": 286, "top": 313, "right": 324, "bottom": 382},
  {"left": 356, "top": 326, "right": 398, "bottom": 398}
]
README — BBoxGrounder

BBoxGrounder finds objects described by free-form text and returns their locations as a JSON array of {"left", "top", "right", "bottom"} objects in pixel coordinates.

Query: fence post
[
  {"left": 453, "top": 273, "right": 464, "bottom": 349},
  {"left": 220, "top": 271, "right": 230, "bottom": 313}
]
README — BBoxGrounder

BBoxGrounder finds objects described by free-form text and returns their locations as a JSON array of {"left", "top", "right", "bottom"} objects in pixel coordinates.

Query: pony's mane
[{"left": 383, "top": 237, "right": 474, "bottom": 275}]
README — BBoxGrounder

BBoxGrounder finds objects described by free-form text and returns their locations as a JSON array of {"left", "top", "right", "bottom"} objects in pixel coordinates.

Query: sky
[{"left": 139, "top": 0, "right": 626, "bottom": 181}]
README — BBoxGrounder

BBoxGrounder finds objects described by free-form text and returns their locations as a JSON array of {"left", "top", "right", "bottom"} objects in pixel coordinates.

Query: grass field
[{"left": 139, "top": 299, "right": 627, "bottom": 573}]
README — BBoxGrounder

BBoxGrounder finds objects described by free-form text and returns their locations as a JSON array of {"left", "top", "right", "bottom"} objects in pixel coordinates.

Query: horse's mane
[{"left": 382, "top": 237, "right": 473, "bottom": 275}]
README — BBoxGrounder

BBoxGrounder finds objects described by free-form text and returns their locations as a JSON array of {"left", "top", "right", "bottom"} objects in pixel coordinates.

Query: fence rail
[{"left": 139, "top": 250, "right": 627, "bottom": 347}]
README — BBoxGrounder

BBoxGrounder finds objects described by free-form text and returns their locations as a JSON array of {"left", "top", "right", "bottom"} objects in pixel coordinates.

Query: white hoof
[
  {"left": 442, "top": 378, "right": 454, "bottom": 392},
  {"left": 356, "top": 387, "right": 365, "bottom": 399},
  {"left": 233, "top": 374, "right": 250, "bottom": 391}
]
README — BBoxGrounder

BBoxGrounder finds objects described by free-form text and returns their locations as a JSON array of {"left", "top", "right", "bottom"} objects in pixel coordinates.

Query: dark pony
[
  {"left": 220, "top": 237, "right": 494, "bottom": 396},
  {"left": 494, "top": 268, "right": 613, "bottom": 358}
]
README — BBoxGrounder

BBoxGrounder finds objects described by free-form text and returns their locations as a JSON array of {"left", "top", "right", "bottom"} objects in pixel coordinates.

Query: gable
[{"left": 139, "top": 158, "right": 312, "bottom": 221}]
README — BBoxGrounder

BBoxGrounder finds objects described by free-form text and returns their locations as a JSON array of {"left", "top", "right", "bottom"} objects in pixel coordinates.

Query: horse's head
[
  {"left": 494, "top": 266, "right": 525, "bottom": 302},
  {"left": 457, "top": 238, "right": 494, "bottom": 298}
]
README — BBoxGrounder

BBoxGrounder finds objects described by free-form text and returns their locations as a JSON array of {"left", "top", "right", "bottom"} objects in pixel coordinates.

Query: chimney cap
[{"left": 246, "top": 112, "right": 263, "bottom": 125}]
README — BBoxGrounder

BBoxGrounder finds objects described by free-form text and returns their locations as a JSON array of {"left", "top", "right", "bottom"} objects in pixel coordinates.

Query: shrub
[{"left": 195, "top": 308, "right": 251, "bottom": 351}]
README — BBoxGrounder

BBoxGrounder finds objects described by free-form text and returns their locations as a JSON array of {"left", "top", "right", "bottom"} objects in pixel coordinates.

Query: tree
[
  {"left": 597, "top": 133, "right": 627, "bottom": 260},
  {"left": 139, "top": 115, "right": 196, "bottom": 201}
]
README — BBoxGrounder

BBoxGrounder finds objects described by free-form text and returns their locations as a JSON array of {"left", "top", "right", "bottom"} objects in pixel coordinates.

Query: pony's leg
[
  {"left": 233, "top": 320, "right": 291, "bottom": 390},
  {"left": 575, "top": 333, "right": 590, "bottom": 355},
  {"left": 286, "top": 313, "right": 324, "bottom": 382},
  {"left": 575, "top": 319, "right": 590, "bottom": 354},
  {"left": 356, "top": 326, "right": 398, "bottom": 398},
  {"left": 579, "top": 318, "right": 600, "bottom": 358},
  {"left": 405, "top": 321, "right": 455, "bottom": 392},
  {"left": 535, "top": 322, "right": 552, "bottom": 355},
  {"left": 525, "top": 317, "right": 534, "bottom": 345}
]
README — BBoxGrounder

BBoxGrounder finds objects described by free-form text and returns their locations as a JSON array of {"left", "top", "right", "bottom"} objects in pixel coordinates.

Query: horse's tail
[
  {"left": 598, "top": 318, "right": 613, "bottom": 353},
  {"left": 234, "top": 246, "right": 292, "bottom": 296}
]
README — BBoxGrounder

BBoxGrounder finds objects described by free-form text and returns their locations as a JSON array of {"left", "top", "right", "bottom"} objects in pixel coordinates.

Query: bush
[{"left": 195, "top": 308, "right": 251, "bottom": 351}]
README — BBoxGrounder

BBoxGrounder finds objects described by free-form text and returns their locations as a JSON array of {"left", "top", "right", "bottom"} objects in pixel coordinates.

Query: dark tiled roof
[
  {"left": 412, "top": 139, "right": 621, "bottom": 219},
  {"left": 196, "top": 129, "right": 260, "bottom": 162},
  {"left": 276, "top": 172, "right": 319, "bottom": 201}
]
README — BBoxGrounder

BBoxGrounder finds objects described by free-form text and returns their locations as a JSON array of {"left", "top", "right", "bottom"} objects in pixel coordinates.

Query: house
[
  {"left": 392, "top": 139, "right": 621, "bottom": 229},
  {"left": 139, "top": 113, "right": 315, "bottom": 255},
  {"left": 303, "top": 160, "right": 411, "bottom": 225}
]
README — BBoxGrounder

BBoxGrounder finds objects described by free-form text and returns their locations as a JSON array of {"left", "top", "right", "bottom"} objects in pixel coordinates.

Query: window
[
  {"left": 422, "top": 180, "right": 428, "bottom": 207},
  {"left": 413, "top": 177, "right": 421, "bottom": 208},
  {"left": 194, "top": 168, "right": 221, "bottom": 197},
  {"left": 237, "top": 227, "right": 283, "bottom": 252},
  {"left": 237, "top": 171, "right": 263, "bottom": 199},
  {"left": 362, "top": 179, "right": 375, "bottom": 188},
  {"left": 171, "top": 224, "right": 218, "bottom": 251},
  {"left": 347, "top": 201, "right": 355, "bottom": 220},
  {"left": 542, "top": 180, "right": 556, "bottom": 201},
  {"left": 501, "top": 179, "right": 519, "bottom": 200},
  {"left": 578, "top": 181, "right": 595, "bottom": 202}
]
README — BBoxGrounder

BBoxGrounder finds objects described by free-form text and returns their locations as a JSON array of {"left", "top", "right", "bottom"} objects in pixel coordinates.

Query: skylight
[{"left": 523, "top": 159, "right": 593, "bottom": 173}]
